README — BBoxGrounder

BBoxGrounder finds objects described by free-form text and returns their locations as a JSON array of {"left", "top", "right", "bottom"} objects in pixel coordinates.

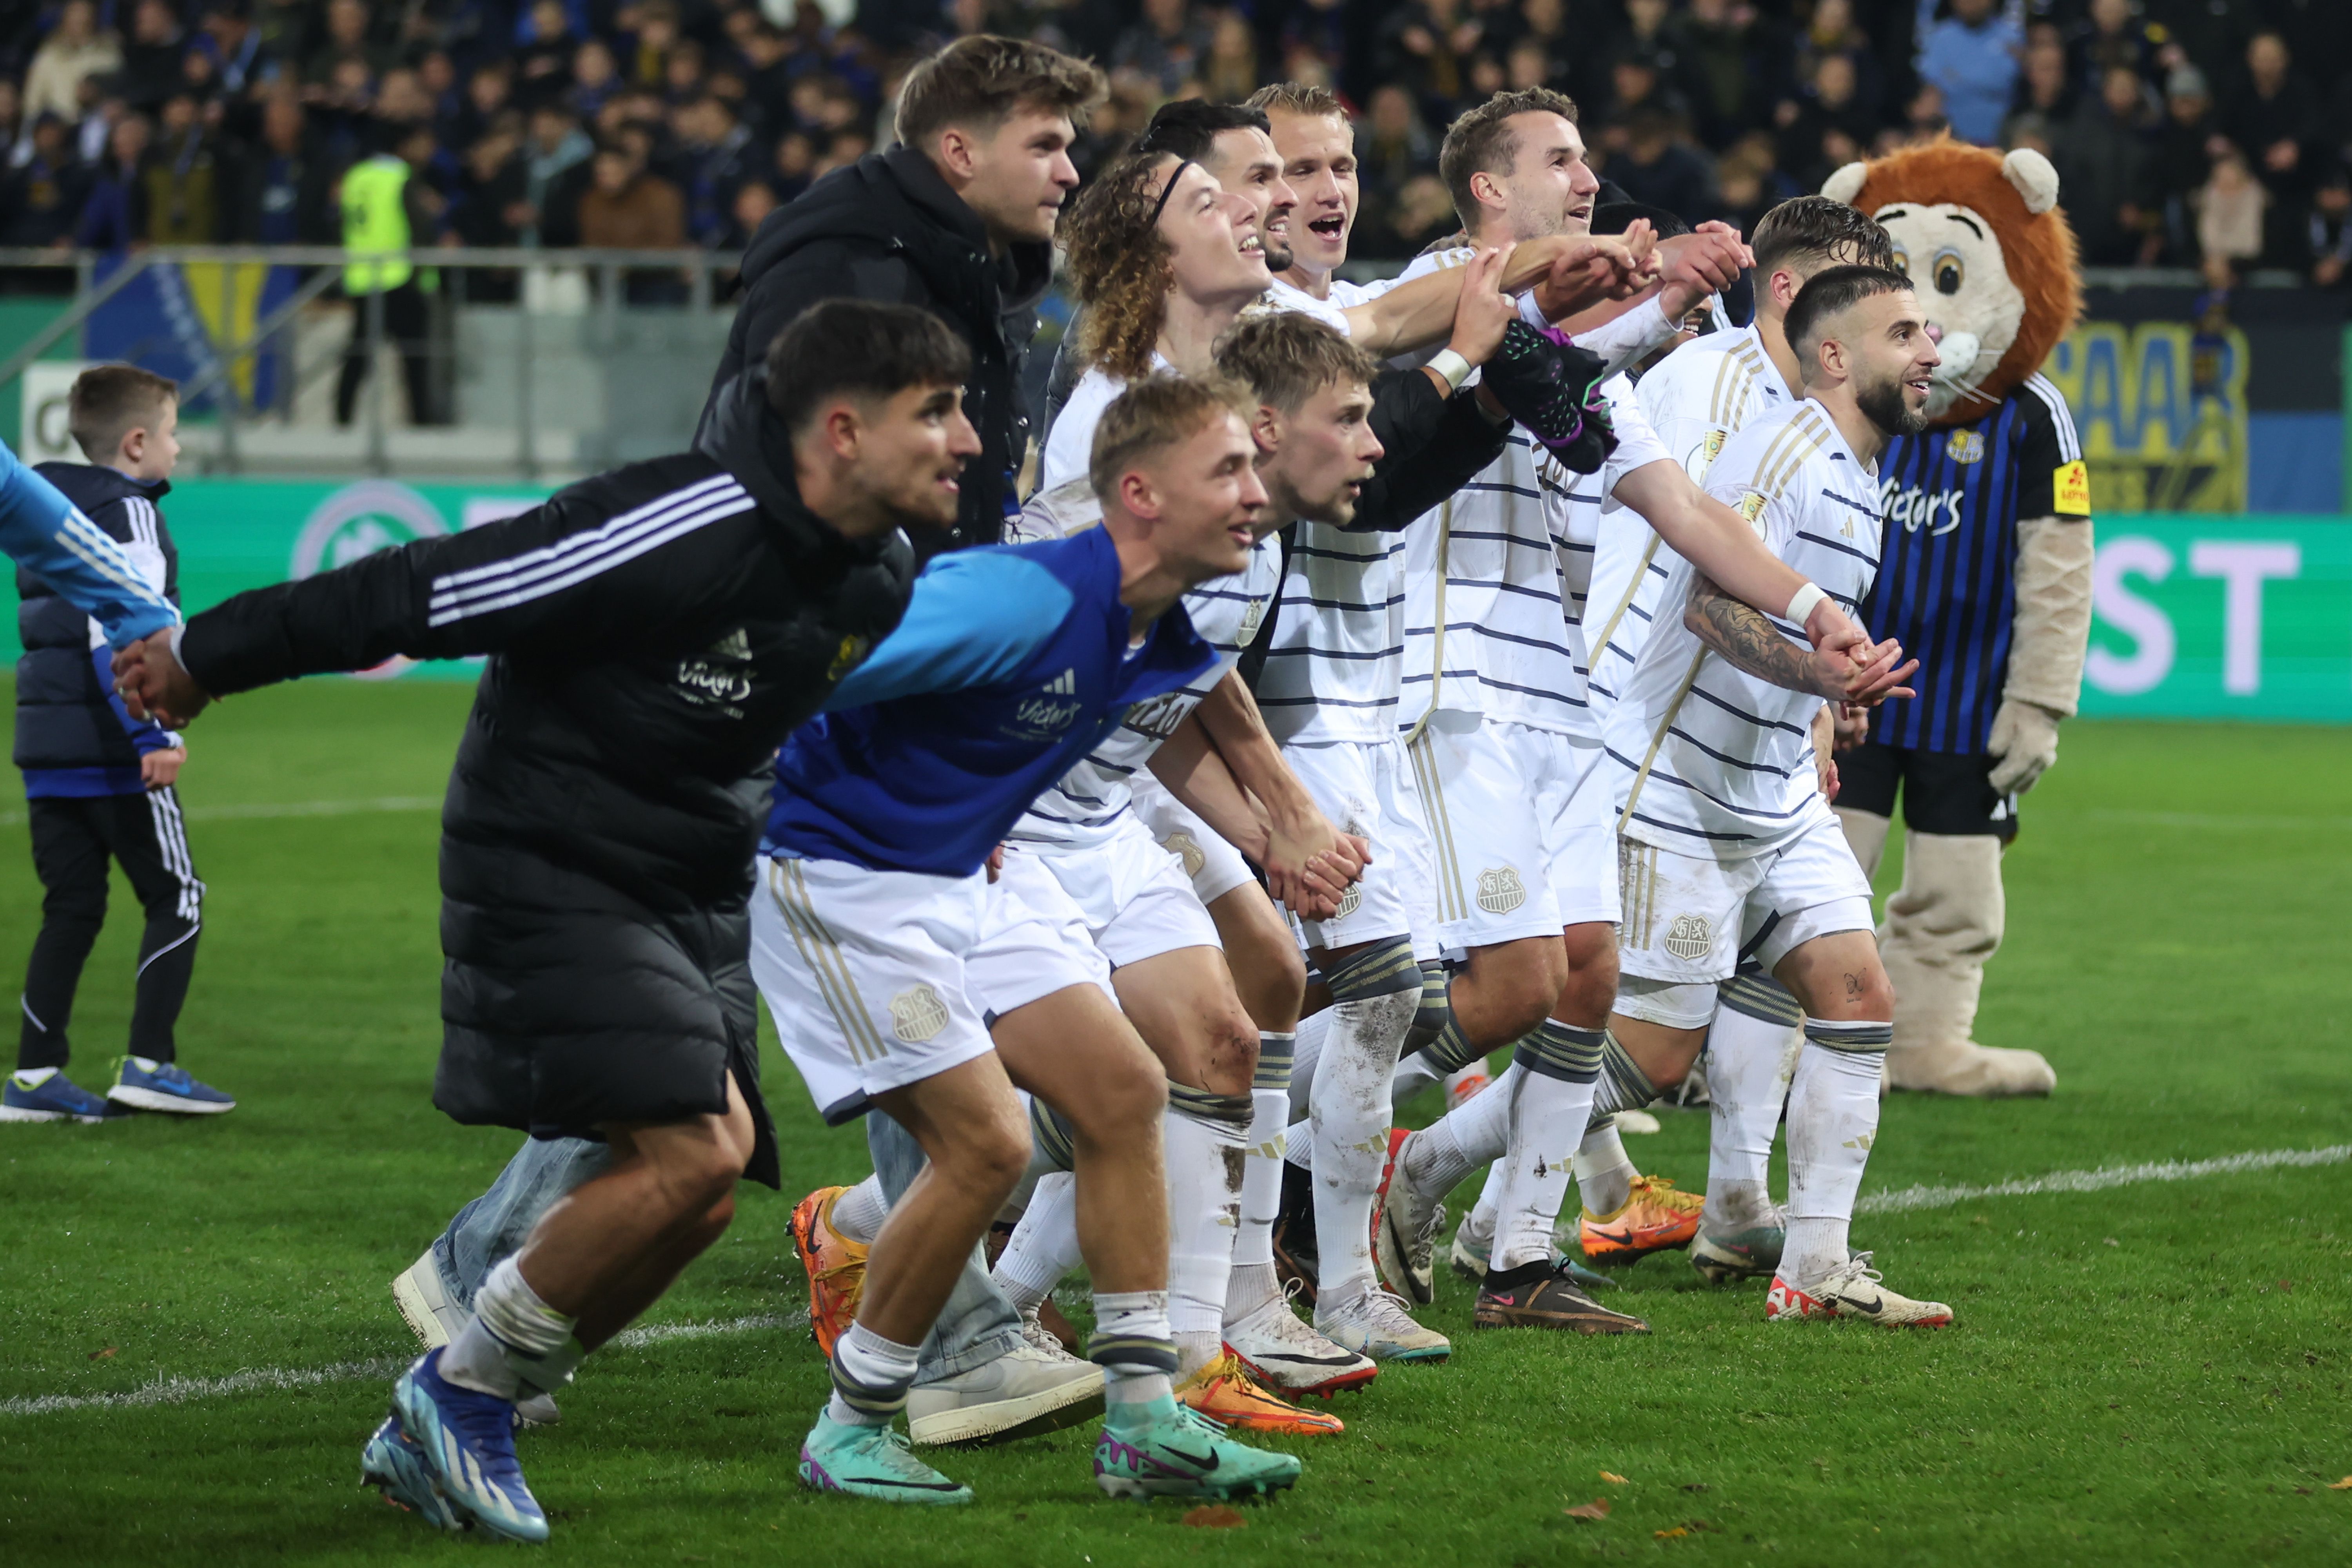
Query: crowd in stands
[{"left": 2, "top": 0, "right": 2350, "bottom": 286}]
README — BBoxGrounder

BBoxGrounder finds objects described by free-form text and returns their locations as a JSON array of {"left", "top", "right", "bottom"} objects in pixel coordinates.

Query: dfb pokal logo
[{"left": 291, "top": 482, "right": 450, "bottom": 680}]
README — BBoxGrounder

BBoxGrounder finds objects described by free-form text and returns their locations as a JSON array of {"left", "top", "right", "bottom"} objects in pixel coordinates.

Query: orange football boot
[
  {"left": 1177, "top": 1352, "right": 1346, "bottom": 1436},
  {"left": 790, "top": 1185, "right": 867, "bottom": 1357},
  {"left": 1578, "top": 1174, "right": 1705, "bottom": 1263}
]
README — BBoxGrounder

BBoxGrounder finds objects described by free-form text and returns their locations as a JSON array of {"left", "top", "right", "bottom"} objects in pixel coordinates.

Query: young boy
[{"left": 2, "top": 365, "right": 230, "bottom": 1123}]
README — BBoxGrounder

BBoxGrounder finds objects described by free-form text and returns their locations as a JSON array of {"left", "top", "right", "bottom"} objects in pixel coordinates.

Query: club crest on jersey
[
  {"left": 1475, "top": 866, "right": 1528, "bottom": 914},
  {"left": 826, "top": 633, "right": 869, "bottom": 681},
  {"left": 887, "top": 984, "right": 951, "bottom": 1044},
  {"left": 1161, "top": 830, "right": 1207, "bottom": 877},
  {"left": 1662, "top": 914, "right": 1713, "bottom": 961},
  {"left": 1944, "top": 429, "right": 1987, "bottom": 464}
]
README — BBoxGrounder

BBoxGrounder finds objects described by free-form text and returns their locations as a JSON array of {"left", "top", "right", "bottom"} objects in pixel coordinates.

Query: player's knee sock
[
  {"left": 1228, "top": 1034, "right": 1294, "bottom": 1323},
  {"left": 441, "top": 1255, "right": 581, "bottom": 1402},
  {"left": 1090, "top": 1290, "right": 1178, "bottom": 1419},
  {"left": 1465, "top": 1160, "right": 1503, "bottom": 1246},
  {"left": 1308, "top": 940, "right": 1420, "bottom": 1298},
  {"left": 828, "top": 1321, "right": 921, "bottom": 1428},
  {"left": 1287, "top": 1010, "right": 1330, "bottom": 1121},
  {"left": 1163, "top": 1084, "right": 1252, "bottom": 1376},
  {"left": 1590, "top": 1031, "right": 1661, "bottom": 1120},
  {"left": 1704, "top": 976, "right": 1804, "bottom": 1233},
  {"left": 829, "top": 1174, "right": 889, "bottom": 1245},
  {"left": 1575, "top": 1113, "right": 1640, "bottom": 1219},
  {"left": 1416, "top": 972, "right": 1489, "bottom": 1075},
  {"left": 990, "top": 1170, "right": 1080, "bottom": 1314},
  {"left": 1782, "top": 1020, "right": 1893, "bottom": 1286},
  {"left": 1489, "top": 1021, "right": 1605, "bottom": 1272},
  {"left": 1401, "top": 1061, "right": 1521, "bottom": 1196},
  {"left": 1402, "top": 961, "right": 1450, "bottom": 1055}
]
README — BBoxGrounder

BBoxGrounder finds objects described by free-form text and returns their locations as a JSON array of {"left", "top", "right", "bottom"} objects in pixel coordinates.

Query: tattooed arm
[{"left": 1684, "top": 573, "right": 1918, "bottom": 704}]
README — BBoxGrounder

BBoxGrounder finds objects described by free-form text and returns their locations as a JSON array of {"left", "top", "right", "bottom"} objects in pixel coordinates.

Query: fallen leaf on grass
[
  {"left": 1182, "top": 1506, "right": 1248, "bottom": 1530},
  {"left": 1600, "top": 1471, "right": 1629, "bottom": 1484},
  {"left": 87, "top": 1347, "right": 115, "bottom": 1361},
  {"left": 2327, "top": 1477, "right": 2352, "bottom": 1491},
  {"left": 1563, "top": 1498, "right": 1612, "bottom": 1521},
  {"left": 1655, "top": 1527, "right": 1689, "bottom": 1540}
]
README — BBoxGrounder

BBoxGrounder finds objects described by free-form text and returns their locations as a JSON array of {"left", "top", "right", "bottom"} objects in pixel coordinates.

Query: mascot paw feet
[{"left": 1887, "top": 1042, "right": 2055, "bottom": 1099}]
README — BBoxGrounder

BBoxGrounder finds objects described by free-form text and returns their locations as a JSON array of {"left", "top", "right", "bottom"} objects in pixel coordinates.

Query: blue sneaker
[
  {"left": 799, "top": 1411, "right": 973, "bottom": 1504},
  {"left": 1, "top": 1070, "right": 127, "bottom": 1124},
  {"left": 107, "top": 1057, "right": 235, "bottom": 1115},
  {"left": 375, "top": 1349, "right": 549, "bottom": 1542},
  {"left": 360, "top": 1416, "right": 464, "bottom": 1532}
]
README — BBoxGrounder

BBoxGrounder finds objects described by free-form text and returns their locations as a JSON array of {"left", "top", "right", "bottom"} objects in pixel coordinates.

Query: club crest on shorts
[
  {"left": 1334, "top": 884, "right": 1362, "bottom": 920},
  {"left": 1161, "top": 830, "right": 1207, "bottom": 877},
  {"left": 1662, "top": 914, "right": 1713, "bottom": 961},
  {"left": 1475, "top": 866, "right": 1527, "bottom": 914},
  {"left": 887, "top": 984, "right": 951, "bottom": 1044}
]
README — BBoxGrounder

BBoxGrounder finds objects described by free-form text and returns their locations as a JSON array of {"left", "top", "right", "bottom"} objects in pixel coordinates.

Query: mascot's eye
[
  {"left": 1889, "top": 248, "right": 1910, "bottom": 275},
  {"left": 1933, "top": 252, "right": 1965, "bottom": 295}
]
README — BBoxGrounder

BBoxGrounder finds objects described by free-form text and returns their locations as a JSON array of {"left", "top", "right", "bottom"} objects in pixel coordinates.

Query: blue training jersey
[
  {"left": 765, "top": 527, "right": 1216, "bottom": 877},
  {"left": 1866, "top": 375, "right": 2085, "bottom": 753},
  {"left": 0, "top": 437, "right": 180, "bottom": 648}
]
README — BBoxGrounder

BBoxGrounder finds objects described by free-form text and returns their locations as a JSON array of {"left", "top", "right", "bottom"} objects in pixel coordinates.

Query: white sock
[
  {"left": 1400, "top": 1061, "right": 1520, "bottom": 1195},
  {"left": 1468, "top": 1161, "right": 1503, "bottom": 1245},
  {"left": 1388, "top": 1051, "right": 1442, "bottom": 1110},
  {"left": 829, "top": 1174, "right": 888, "bottom": 1245},
  {"left": 1090, "top": 1290, "right": 1176, "bottom": 1407},
  {"left": 828, "top": 1321, "right": 921, "bottom": 1427},
  {"left": 1308, "top": 942, "right": 1420, "bottom": 1299},
  {"left": 1287, "top": 1010, "right": 1331, "bottom": 1122},
  {"left": 1704, "top": 981, "right": 1804, "bottom": 1233},
  {"left": 1163, "top": 1091, "right": 1249, "bottom": 1376},
  {"left": 1229, "top": 1033, "right": 1293, "bottom": 1320},
  {"left": 1782, "top": 1024, "right": 1891, "bottom": 1286},
  {"left": 989, "top": 1170, "right": 1080, "bottom": 1313},
  {"left": 1574, "top": 1119, "right": 1636, "bottom": 1218},
  {"left": 1490, "top": 1058, "right": 1602, "bottom": 1272},
  {"left": 440, "top": 1255, "right": 578, "bottom": 1401}
]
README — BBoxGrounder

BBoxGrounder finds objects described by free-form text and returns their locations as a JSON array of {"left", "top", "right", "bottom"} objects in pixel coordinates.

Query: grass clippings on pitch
[{"left": 0, "top": 684, "right": 2347, "bottom": 1566}]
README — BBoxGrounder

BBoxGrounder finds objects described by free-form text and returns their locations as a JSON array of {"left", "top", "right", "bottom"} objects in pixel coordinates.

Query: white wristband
[
  {"left": 1427, "top": 348, "right": 1473, "bottom": 390},
  {"left": 1784, "top": 582, "right": 1828, "bottom": 628}
]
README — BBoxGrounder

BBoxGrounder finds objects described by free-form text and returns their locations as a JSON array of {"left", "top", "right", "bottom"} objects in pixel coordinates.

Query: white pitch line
[
  {"left": 0, "top": 796, "right": 443, "bottom": 828},
  {"left": 1857, "top": 1143, "right": 2352, "bottom": 1215},
  {"left": 0, "top": 1312, "right": 798, "bottom": 1419}
]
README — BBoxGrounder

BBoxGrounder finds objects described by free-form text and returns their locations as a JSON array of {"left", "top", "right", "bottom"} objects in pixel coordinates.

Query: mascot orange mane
[{"left": 1820, "top": 137, "right": 2094, "bottom": 1098}]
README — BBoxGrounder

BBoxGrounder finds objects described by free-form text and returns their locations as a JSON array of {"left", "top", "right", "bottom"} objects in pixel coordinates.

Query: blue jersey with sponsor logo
[
  {"left": 1864, "top": 374, "right": 2085, "bottom": 752},
  {"left": 765, "top": 526, "right": 1216, "bottom": 876}
]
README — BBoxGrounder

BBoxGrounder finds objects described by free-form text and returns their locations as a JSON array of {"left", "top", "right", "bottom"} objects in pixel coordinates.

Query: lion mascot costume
[{"left": 1819, "top": 140, "right": 2094, "bottom": 1097}]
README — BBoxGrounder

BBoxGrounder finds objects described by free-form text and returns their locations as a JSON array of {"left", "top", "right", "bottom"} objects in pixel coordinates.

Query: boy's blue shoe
[
  {"left": 1, "top": 1070, "right": 127, "bottom": 1123},
  {"left": 799, "top": 1410, "right": 973, "bottom": 1504},
  {"left": 372, "top": 1349, "right": 549, "bottom": 1543},
  {"left": 107, "top": 1057, "right": 234, "bottom": 1115}
]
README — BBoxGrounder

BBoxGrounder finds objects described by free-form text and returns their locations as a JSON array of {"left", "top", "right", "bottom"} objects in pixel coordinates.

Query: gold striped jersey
[{"left": 1601, "top": 397, "right": 1884, "bottom": 858}]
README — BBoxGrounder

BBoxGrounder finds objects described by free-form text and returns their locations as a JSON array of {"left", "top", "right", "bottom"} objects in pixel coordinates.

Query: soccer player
[
  {"left": 111, "top": 301, "right": 977, "bottom": 1541},
  {"left": 1593, "top": 195, "right": 1898, "bottom": 1285},
  {"left": 1365, "top": 91, "right": 1864, "bottom": 1335},
  {"left": 7, "top": 366, "right": 228, "bottom": 1124},
  {"left": 758, "top": 374, "right": 1303, "bottom": 1503},
  {"left": 1602, "top": 264, "right": 1951, "bottom": 1326}
]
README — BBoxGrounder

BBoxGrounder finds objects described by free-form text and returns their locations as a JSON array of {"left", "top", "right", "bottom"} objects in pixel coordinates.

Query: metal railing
[{"left": 0, "top": 245, "right": 745, "bottom": 480}]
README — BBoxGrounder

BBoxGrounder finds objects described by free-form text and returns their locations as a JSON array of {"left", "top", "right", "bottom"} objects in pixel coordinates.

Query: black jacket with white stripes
[
  {"left": 15, "top": 464, "right": 181, "bottom": 791},
  {"left": 178, "top": 369, "right": 917, "bottom": 914}
]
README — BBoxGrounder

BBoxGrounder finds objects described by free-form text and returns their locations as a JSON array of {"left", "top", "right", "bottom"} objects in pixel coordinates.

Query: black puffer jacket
[
  {"left": 15, "top": 464, "right": 178, "bottom": 786},
  {"left": 703, "top": 145, "right": 1052, "bottom": 554},
  {"left": 179, "top": 368, "right": 916, "bottom": 913}
]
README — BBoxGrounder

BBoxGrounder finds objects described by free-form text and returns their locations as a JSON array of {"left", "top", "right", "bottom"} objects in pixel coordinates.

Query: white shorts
[
  {"left": 1130, "top": 772, "right": 1257, "bottom": 906},
  {"left": 1615, "top": 812, "right": 1873, "bottom": 987},
  {"left": 751, "top": 854, "right": 1111, "bottom": 1125},
  {"left": 1279, "top": 736, "right": 1435, "bottom": 954},
  {"left": 1013, "top": 814, "right": 1220, "bottom": 969},
  {"left": 1402, "top": 711, "right": 1563, "bottom": 953},
  {"left": 1507, "top": 721, "right": 1621, "bottom": 930}
]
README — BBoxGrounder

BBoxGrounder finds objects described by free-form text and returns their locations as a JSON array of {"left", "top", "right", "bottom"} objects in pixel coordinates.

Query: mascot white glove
[
  {"left": 1985, "top": 699, "right": 2062, "bottom": 794},
  {"left": 1987, "top": 513, "right": 2095, "bottom": 797}
]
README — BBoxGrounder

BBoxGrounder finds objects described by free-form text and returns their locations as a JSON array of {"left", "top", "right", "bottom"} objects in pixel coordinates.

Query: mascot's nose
[{"left": 1924, "top": 321, "right": 1945, "bottom": 344}]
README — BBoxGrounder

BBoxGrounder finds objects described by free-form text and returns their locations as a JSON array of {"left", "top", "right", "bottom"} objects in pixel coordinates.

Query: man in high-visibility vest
[{"left": 336, "top": 125, "right": 446, "bottom": 427}]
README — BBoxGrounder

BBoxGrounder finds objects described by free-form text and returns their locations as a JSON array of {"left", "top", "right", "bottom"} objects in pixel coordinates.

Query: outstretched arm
[
  {"left": 0, "top": 439, "right": 179, "bottom": 649},
  {"left": 1685, "top": 572, "right": 1916, "bottom": 704},
  {"left": 1615, "top": 458, "right": 1864, "bottom": 653}
]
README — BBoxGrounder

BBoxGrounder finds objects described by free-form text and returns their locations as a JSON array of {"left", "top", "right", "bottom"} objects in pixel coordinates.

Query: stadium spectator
[
  {"left": 145, "top": 92, "right": 227, "bottom": 243},
  {"left": 306, "top": 0, "right": 391, "bottom": 89},
  {"left": 577, "top": 136, "right": 687, "bottom": 301},
  {"left": 2144, "top": 63, "right": 2220, "bottom": 265},
  {"left": 193, "top": 2, "right": 274, "bottom": 100},
  {"left": 1609, "top": 107, "right": 1719, "bottom": 226},
  {"left": 2222, "top": 30, "right": 2319, "bottom": 263},
  {"left": 1915, "top": 0, "right": 2024, "bottom": 147},
  {"left": 23, "top": 1, "right": 119, "bottom": 127},
  {"left": 2309, "top": 170, "right": 2352, "bottom": 289},
  {"left": 235, "top": 87, "right": 332, "bottom": 244},
  {"left": 1112, "top": 0, "right": 1213, "bottom": 98},
  {"left": 335, "top": 123, "right": 446, "bottom": 427},
  {"left": 74, "top": 112, "right": 152, "bottom": 252},
  {"left": 1779, "top": 51, "right": 1878, "bottom": 193},
  {"left": 2194, "top": 149, "right": 2268, "bottom": 284},
  {"left": 522, "top": 100, "right": 592, "bottom": 245},
  {"left": 2061, "top": 65, "right": 2156, "bottom": 267},
  {"left": 3, "top": 115, "right": 89, "bottom": 249},
  {"left": 2068, "top": 0, "right": 2170, "bottom": 103},
  {"left": 121, "top": 0, "right": 192, "bottom": 112},
  {"left": 674, "top": 94, "right": 759, "bottom": 247}
]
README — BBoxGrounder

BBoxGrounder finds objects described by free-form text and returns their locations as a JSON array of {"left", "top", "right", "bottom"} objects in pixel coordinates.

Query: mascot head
[{"left": 1822, "top": 137, "right": 2080, "bottom": 428}]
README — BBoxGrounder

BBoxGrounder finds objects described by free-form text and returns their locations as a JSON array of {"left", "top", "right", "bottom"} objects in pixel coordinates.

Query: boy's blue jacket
[
  {"left": 0, "top": 437, "right": 180, "bottom": 648},
  {"left": 765, "top": 528, "right": 1216, "bottom": 877}
]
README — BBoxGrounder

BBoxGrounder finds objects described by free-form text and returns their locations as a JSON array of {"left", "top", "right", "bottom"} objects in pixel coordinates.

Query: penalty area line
[
  {"left": 0, "top": 1312, "right": 800, "bottom": 1419},
  {"left": 1857, "top": 1142, "right": 2352, "bottom": 1215}
]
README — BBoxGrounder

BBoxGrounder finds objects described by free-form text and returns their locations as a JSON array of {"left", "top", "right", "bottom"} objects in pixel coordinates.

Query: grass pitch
[{"left": 0, "top": 682, "right": 2347, "bottom": 1566}]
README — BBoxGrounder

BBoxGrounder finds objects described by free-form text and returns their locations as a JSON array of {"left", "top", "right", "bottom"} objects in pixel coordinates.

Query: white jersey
[
  {"left": 1008, "top": 483, "right": 1282, "bottom": 847},
  {"left": 1040, "top": 353, "right": 1179, "bottom": 493},
  {"left": 1604, "top": 398, "right": 1884, "bottom": 859},
  {"left": 1588, "top": 323, "right": 1795, "bottom": 723},
  {"left": 1259, "top": 274, "right": 1398, "bottom": 334}
]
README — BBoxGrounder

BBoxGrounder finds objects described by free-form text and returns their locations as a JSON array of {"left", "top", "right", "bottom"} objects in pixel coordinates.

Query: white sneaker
[
  {"left": 906, "top": 1341, "right": 1105, "bottom": 1447},
  {"left": 1314, "top": 1284, "right": 1451, "bottom": 1363},
  {"left": 390, "top": 1249, "right": 563, "bottom": 1426},
  {"left": 1373, "top": 1131, "right": 1448, "bottom": 1305},
  {"left": 1223, "top": 1288, "right": 1377, "bottom": 1397},
  {"left": 1766, "top": 1253, "right": 1952, "bottom": 1327},
  {"left": 1014, "top": 1303, "right": 1077, "bottom": 1359}
]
